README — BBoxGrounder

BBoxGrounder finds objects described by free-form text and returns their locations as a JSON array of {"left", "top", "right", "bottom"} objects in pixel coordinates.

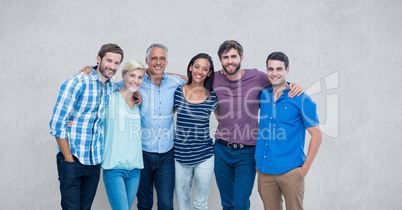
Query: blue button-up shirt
[
  {"left": 49, "top": 67, "right": 114, "bottom": 165},
  {"left": 140, "top": 72, "right": 186, "bottom": 153},
  {"left": 115, "top": 72, "right": 186, "bottom": 153},
  {"left": 255, "top": 87, "right": 320, "bottom": 174}
]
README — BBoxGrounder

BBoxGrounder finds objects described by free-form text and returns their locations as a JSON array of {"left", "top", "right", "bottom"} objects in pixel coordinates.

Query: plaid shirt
[{"left": 49, "top": 67, "right": 113, "bottom": 165}]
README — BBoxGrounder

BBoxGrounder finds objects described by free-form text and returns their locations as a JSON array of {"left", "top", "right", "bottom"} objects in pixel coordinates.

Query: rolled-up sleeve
[{"left": 49, "top": 77, "right": 82, "bottom": 139}]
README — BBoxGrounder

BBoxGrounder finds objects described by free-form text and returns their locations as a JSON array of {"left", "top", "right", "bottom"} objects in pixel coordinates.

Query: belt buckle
[{"left": 227, "top": 142, "right": 244, "bottom": 149}]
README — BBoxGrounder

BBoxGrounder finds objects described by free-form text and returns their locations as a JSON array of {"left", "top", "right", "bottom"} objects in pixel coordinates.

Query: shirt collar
[
  {"left": 144, "top": 71, "right": 167, "bottom": 82},
  {"left": 267, "top": 82, "right": 291, "bottom": 93},
  {"left": 91, "top": 66, "right": 114, "bottom": 84},
  {"left": 91, "top": 66, "right": 100, "bottom": 81},
  {"left": 267, "top": 86, "right": 290, "bottom": 94}
]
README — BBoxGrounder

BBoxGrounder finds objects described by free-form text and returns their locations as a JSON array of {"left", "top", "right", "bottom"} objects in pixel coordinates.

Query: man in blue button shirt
[
  {"left": 136, "top": 43, "right": 186, "bottom": 210},
  {"left": 255, "top": 52, "right": 322, "bottom": 210},
  {"left": 49, "top": 43, "right": 124, "bottom": 210}
]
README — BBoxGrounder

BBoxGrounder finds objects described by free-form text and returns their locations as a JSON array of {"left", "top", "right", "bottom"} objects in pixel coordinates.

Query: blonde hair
[{"left": 121, "top": 59, "right": 146, "bottom": 75}]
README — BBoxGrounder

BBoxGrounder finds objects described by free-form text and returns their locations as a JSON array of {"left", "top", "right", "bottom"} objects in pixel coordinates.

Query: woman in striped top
[{"left": 173, "top": 53, "right": 219, "bottom": 210}]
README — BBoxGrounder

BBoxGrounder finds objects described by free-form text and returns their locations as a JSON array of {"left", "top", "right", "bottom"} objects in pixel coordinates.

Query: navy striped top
[{"left": 174, "top": 86, "right": 218, "bottom": 165}]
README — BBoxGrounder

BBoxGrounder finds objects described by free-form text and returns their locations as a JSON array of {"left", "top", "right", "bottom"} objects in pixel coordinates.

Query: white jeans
[{"left": 174, "top": 155, "right": 214, "bottom": 210}]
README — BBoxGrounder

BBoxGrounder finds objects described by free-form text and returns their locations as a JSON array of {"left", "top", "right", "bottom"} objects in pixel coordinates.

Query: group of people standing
[{"left": 49, "top": 40, "right": 322, "bottom": 210}]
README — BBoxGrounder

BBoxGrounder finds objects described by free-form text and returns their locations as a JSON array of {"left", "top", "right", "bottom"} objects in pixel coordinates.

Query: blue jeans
[
  {"left": 56, "top": 152, "right": 100, "bottom": 210},
  {"left": 103, "top": 169, "right": 141, "bottom": 210},
  {"left": 137, "top": 149, "right": 175, "bottom": 210},
  {"left": 175, "top": 156, "right": 214, "bottom": 210},
  {"left": 214, "top": 143, "right": 256, "bottom": 210}
]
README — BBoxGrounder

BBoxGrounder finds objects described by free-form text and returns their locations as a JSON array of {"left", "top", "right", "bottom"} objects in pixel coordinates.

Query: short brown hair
[
  {"left": 98, "top": 43, "right": 124, "bottom": 63},
  {"left": 217, "top": 40, "right": 243, "bottom": 58}
]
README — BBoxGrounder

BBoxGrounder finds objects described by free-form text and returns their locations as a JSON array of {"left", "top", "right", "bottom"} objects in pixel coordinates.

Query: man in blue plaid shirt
[{"left": 49, "top": 43, "right": 124, "bottom": 210}]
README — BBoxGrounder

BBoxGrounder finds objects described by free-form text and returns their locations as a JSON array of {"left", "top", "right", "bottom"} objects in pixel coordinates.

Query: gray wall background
[{"left": 1, "top": 0, "right": 401, "bottom": 209}]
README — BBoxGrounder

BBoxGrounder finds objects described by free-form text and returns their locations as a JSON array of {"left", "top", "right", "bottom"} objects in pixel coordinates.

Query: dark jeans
[
  {"left": 214, "top": 143, "right": 256, "bottom": 210},
  {"left": 56, "top": 152, "right": 101, "bottom": 210},
  {"left": 137, "top": 149, "right": 175, "bottom": 210}
]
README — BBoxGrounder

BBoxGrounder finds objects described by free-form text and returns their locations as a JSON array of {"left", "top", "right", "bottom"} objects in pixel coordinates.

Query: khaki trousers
[{"left": 257, "top": 168, "right": 304, "bottom": 210}]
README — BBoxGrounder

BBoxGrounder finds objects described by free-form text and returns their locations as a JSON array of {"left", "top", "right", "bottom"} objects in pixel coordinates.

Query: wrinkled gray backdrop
[{"left": 1, "top": 0, "right": 401, "bottom": 209}]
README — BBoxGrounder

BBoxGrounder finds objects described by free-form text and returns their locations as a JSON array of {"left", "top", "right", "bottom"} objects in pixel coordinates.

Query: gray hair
[{"left": 146, "top": 43, "right": 169, "bottom": 59}]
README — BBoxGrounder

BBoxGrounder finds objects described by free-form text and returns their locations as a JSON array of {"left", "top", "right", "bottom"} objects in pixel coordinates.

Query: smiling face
[
  {"left": 96, "top": 52, "right": 122, "bottom": 80},
  {"left": 145, "top": 47, "right": 167, "bottom": 76},
  {"left": 266, "top": 59, "right": 289, "bottom": 88},
  {"left": 122, "top": 68, "right": 144, "bottom": 92},
  {"left": 189, "top": 58, "right": 212, "bottom": 84},
  {"left": 219, "top": 48, "right": 243, "bottom": 76}
]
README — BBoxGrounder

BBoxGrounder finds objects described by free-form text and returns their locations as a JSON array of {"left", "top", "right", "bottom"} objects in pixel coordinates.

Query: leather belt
[{"left": 216, "top": 139, "right": 254, "bottom": 149}]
